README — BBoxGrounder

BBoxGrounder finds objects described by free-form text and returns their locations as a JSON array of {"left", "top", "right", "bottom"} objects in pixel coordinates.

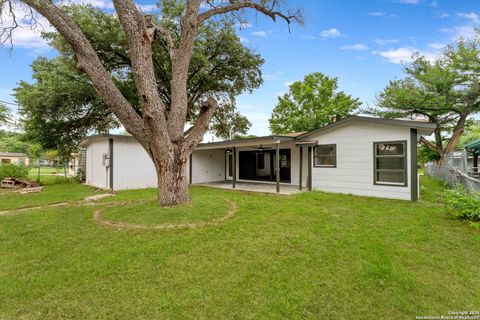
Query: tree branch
[
  {"left": 112, "top": 0, "right": 170, "bottom": 150},
  {"left": 17, "top": 0, "right": 148, "bottom": 146},
  {"left": 420, "top": 136, "right": 443, "bottom": 154},
  {"left": 198, "top": 1, "right": 303, "bottom": 27},
  {"left": 183, "top": 97, "right": 217, "bottom": 154}
]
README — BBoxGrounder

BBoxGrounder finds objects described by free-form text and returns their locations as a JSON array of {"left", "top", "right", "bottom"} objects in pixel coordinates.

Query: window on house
[
  {"left": 314, "top": 144, "right": 336, "bottom": 167},
  {"left": 374, "top": 141, "right": 407, "bottom": 186}
]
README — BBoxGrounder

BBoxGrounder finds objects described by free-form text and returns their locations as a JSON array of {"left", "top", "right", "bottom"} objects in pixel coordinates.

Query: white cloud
[
  {"left": 441, "top": 26, "right": 477, "bottom": 41},
  {"left": 320, "top": 28, "right": 344, "bottom": 38},
  {"left": 283, "top": 81, "right": 293, "bottom": 87},
  {"left": 60, "top": 0, "right": 114, "bottom": 9},
  {"left": 137, "top": 4, "right": 158, "bottom": 12},
  {"left": 239, "top": 36, "right": 250, "bottom": 44},
  {"left": 430, "top": 0, "right": 438, "bottom": 8},
  {"left": 438, "top": 12, "right": 450, "bottom": 19},
  {"left": 235, "top": 22, "right": 252, "bottom": 29},
  {"left": 340, "top": 43, "right": 369, "bottom": 51},
  {"left": 251, "top": 31, "right": 267, "bottom": 38},
  {"left": 373, "top": 46, "right": 439, "bottom": 64},
  {"left": 368, "top": 11, "right": 385, "bottom": 17},
  {"left": 428, "top": 42, "right": 446, "bottom": 50},
  {"left": 457, "top": 12, "right": 480, "bottom": 24},
  {"left": 0, "top": 2, "right": 54, "bottom": 51},
  {"left": 374, "top": 39, "right": 400, "bottom": 45}
]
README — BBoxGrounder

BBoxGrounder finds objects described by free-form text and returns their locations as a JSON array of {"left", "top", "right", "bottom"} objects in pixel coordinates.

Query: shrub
[
  {"left": 0, "top": 163, "right": 29, "bottom": 180},
  {"left": 443, "top": 186, "right": 480, "bottom": 222}
]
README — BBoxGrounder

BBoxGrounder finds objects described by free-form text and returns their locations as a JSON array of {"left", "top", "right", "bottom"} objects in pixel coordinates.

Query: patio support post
[
  {"left": 299, "top": 146, "right": 303, "bottom": 190},
  {"left": 474, "top": 152, "right": 478, "bottom": 173},
  {"left": 276, "top": 141, "right": 280, "bottom": 193},
  {"left": 189, "top": 154, "right": 192, "bottom": 185},
  {"left": 233, "top": 147, "right": 236, "bottom": 189},
  {"left": 307, "top": 146, "right": 312, "bottom": 191}
]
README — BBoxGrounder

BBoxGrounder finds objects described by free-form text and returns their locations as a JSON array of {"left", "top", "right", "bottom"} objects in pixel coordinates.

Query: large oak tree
[
  {"left": 15, "top": 5, "right": 259, "bottom": 162},
  {"left": 1, "top": 0, "right": 302, "bottom": 205}
]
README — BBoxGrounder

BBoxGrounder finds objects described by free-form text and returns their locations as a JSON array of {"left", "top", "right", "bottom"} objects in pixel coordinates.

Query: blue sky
[{"left": 1, "top": 0, "right": 479, "bottom": 135}]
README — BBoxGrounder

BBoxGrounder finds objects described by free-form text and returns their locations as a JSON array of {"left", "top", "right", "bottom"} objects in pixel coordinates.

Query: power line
[{"left": 0, "top": 99, "right": 19, "bottom": 107}]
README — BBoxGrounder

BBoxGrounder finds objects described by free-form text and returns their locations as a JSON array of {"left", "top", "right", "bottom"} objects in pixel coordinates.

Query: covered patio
[{"left": 189, "top": 134, "right": 316, "bottom": 194}]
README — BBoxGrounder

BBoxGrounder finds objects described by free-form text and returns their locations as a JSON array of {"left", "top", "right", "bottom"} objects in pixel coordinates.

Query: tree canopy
[
  {"left": 373, "top": 33, "right": 480, "bottom": 161},
  {"left": 15, "top": 5, "right": 261, "bottom": 160},
  {"left": 269, "top": 72, "right": 361, "bottom": 134}
]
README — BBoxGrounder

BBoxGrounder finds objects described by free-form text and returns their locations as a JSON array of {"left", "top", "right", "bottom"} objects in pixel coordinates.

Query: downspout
[
  {"left": 410, "top": 129, "right": 418, "bottom": 201},
  {"left": 109, "top": 138, "right": 114, "bottom": 191}
]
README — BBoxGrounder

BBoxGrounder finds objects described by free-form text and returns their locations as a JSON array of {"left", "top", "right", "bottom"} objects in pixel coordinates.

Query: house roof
[
  {"left": 0, "top": 152, "right": 28, "bottom": 157},
  {"left": 80, "top": 116, "right": 437, "bottom": 150},
  {"left": 296, "top": 116, "right": 436, "bottom": 139}
]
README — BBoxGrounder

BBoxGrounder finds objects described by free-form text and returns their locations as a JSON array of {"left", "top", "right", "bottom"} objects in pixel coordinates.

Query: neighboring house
[
  {"left": 80, "top": 116, "right": 436, "bottom": 201},
  {"left": 0, "top": 152, "right": 30, "bottom": 166},
  {"left": 68, "top": 150, "right": 87, "bottom": 177}
]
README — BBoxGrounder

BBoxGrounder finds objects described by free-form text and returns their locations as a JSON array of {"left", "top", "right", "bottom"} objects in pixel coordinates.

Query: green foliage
[
  {"left": 372, "top": 33, "right": 480, "bottom": 157},
  {"left": 458, "top": 121, "right": 480, "bottom": 149},
  {"left": 0, "top": 130, "right": 42, "bottom": 157},
  {"left": 418, "top": 144, "right": 441, "bottom": 164},
  {"left": 0, "top": 163, "right": 29, "bottom": 180},
  {"left": 16, "top": 5, "right": 261, "bottom": 151},
  {"left": 269, "top": 72, "right": 361, "bottom": 134},
  {"left": 443, "top": 186, "right": 480, "bottom": 222},
  {"left": 15, "top": 56, "right": 118, "bottom": 161},
  {"left": 210, "top": 103, "right": 251, "bottom": 140},
  {"left": 0, "top": 104, "right": 10, "bottom": 125}
]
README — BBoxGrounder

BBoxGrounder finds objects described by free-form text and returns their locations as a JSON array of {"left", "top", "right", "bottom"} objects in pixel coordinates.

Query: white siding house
[{"left": 80, "top": 116, "right": 435, "bottom": 200}]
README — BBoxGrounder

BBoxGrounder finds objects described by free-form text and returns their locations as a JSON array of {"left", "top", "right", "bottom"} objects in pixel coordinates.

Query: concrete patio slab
[{"left": 195, "top": 181, "right": 303, "bottom": 195}]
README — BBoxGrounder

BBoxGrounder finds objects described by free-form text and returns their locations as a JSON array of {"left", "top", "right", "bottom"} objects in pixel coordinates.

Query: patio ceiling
[{"left": 196, "top": 135, "right": 296, "bottom": 150}]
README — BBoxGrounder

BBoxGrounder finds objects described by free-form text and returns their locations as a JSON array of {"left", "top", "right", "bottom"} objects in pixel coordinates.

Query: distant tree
[
  {"left": 16, "top": 56, "right": 119, "bottom": 162},
  {"left": 373, "top": 35, "right": 480, "bottom": 163},
  {"left": 458, "top": 121, "right": 480, "bottom": 149},
  {"left": 0, "top": 130, "right": 43, "bottom": 159},
  {"left": 269, "top": 72, "right": 361, "bottom": 134},
  {"left": 0, "top": 104, "right": 10, "bottom": 125},
  {"left": 209, "top": 103, "right": 251, "bottom": 140}
]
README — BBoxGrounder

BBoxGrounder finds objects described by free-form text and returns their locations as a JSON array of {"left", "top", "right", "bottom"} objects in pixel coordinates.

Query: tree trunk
[{"left": 154, "top": 151, "right": 190, "bottom": 206}]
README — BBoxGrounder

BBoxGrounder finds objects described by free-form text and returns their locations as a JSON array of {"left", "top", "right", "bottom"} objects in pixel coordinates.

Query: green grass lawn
[
  {"left": 28, "top": 166, "right": 64, "bottom": 176},
  {"left": 0, "top": 176, "right": 100, "bottom": 211},
  {"left": 0, "top": 176, "right": 479, "bottom": 319}
]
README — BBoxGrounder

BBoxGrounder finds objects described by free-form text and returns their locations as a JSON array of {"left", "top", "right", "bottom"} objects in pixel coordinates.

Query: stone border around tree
[{"left": 93, "top": 199, "right": 238, "bottom": 231}]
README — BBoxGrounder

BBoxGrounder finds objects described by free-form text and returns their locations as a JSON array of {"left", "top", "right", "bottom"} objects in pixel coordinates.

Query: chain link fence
[{"left": 425, "top": 151, "right": 480, "bottom": 193}]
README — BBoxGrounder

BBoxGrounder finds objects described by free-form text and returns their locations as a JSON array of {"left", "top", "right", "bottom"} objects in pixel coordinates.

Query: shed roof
[
  {"left": 0, "top": 152, "right": 28, "bottom": 157},
  {"left": 465, "top": 138, "right": 480, "bottom": 152}
]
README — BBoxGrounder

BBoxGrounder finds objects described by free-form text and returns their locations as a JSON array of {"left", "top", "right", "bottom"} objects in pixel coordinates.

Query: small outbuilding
[
  {"left": 80, "top": 116, "right": 436, "bottom": 201},
  {"left": 0, "top": 152, "right": 30, "bottom": 165}
]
